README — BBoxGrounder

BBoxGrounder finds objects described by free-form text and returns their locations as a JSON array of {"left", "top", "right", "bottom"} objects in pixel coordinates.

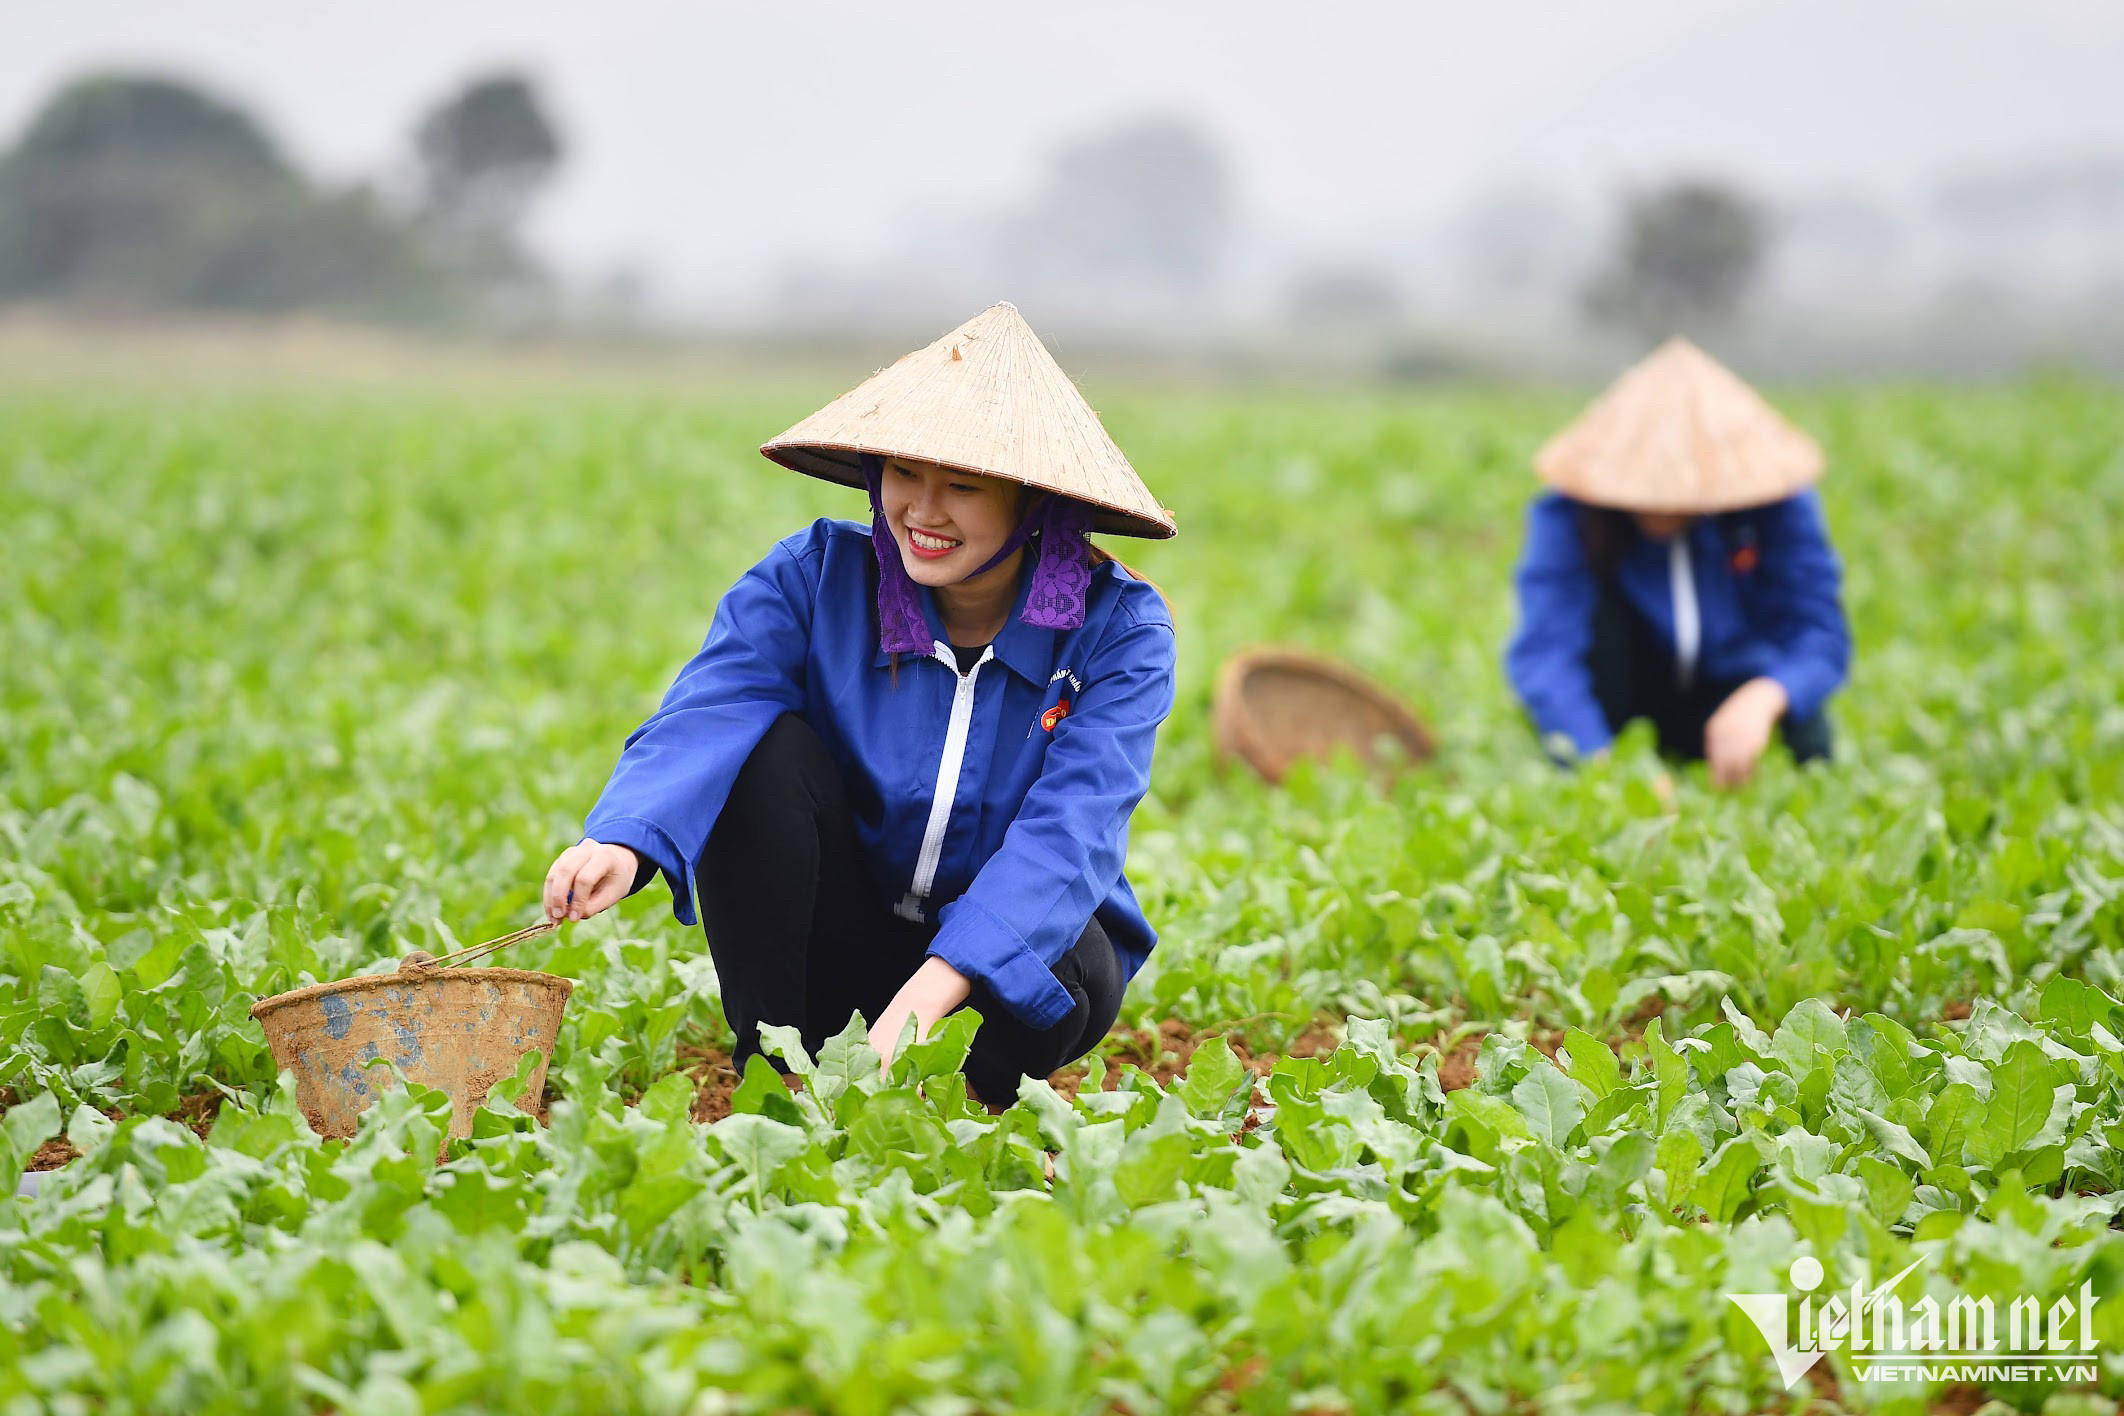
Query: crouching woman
[
  {"left": 540, "top": 304, "right": 1178, "bottom": 1105},
  {"left": 1506, "top": 338, "right": 1851, "bottom": 787}
]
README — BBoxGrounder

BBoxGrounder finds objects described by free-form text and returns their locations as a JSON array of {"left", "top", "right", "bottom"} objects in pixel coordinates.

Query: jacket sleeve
[
  {"left": 1504, "top": 495, "right": 1613, "bottom": 757},
  {"left": 580, "top": 535, "right": 816, "bottom": 925},
  {"left": 1750, "top": 491, "right": 1850, "bottom": 721},
  {"left": 927, "top": 604, "right": 1177, "bottom": 1029}
]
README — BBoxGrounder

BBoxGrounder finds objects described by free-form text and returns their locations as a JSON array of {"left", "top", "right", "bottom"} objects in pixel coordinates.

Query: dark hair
[{"left": 1574, "top": 504, "right": 1638, "bottom": 579}]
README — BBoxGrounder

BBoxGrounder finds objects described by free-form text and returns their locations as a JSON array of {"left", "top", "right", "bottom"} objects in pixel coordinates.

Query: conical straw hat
[
  {"left": 1534, "top": 337, "right": 1824, "bottom": 514},
  {"left": 761, "top": 303, "right": 1175, "bottom": 539}
]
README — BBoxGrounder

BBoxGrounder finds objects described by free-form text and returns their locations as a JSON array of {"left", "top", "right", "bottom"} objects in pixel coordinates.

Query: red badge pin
[
  {"left": 1041, "top": 699, "right": 1071, "bottom": 732},
  {"left": 1730, "top": 544, "right": 1760, "bottom": 574}
]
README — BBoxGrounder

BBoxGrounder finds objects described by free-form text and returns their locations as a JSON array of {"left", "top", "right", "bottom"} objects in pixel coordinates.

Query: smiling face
[{"left": 877, "top": 456, "right": 1028, "bottom": 588}]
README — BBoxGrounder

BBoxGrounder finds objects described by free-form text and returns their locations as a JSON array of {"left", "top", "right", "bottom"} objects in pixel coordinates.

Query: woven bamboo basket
[
  {"left": 250, "top": 924, "right": 572, "bottom": 1141},
  {"left": 1211, "top": 647, "right": 1435, "bottom": 785}
]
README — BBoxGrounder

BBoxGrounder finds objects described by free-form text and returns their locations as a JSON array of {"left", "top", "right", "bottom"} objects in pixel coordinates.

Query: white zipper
[
  {"left": 896, "top": 641, "right": 993, "bottom": 922},
  {"left": 1670, "top": 535, "right": 1700, "bottom": 692}
]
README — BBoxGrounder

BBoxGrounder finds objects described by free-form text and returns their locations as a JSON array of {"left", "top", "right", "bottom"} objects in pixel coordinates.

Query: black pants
[
  {"left": 1588, "top": 587, "right": 1832, "bottom": 763},
  {"left": 694, "top": 714, "right": 1124, "bottom": 1104}
]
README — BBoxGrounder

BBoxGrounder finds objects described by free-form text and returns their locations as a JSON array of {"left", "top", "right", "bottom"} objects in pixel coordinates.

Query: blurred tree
[
  {"left": 998, "top": 117, "right": 1232, "bottom": 294},
  {"left": 1584, "top": 180, "right": 1765, "bottom": 338},
  {"left": 0, "top": 74, "right": 294, "bottom": 304},
  {"left": 0, "top": 72, "right": 441, "bottom": 316},
  {"left": 412, "top": 74, "right": 562, "bottom": 275}
]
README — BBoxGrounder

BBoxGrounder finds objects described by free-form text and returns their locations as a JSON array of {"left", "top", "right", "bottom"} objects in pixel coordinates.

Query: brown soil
[
  {"left": 28, "top": 1136, "right": 78, "bottom": 1172},
  {"left": 1940, "top": 999, "right": 1974, "bottom": 1022},
  {"left": 15, "top": 1089, "right": 222, "bottom": 1172},
  {"left": 679, "top": 1042, "right": 743, "bottom": 1125},
  {"left": 1216, "top": 1357, "right": 1265, "bottom": 1393},
  {"left": 1054, "top": 1012, "right": 1668, "bottom": 1103},
  {"left": 9, "top": 994, "right": 1691, "bottom": 1152},
  {"left": 1803, "top": 1359, "right": 1840, "bottom": 1405},
  {"left": 176, "top": 1089, "right": 223, "bottom": 1140},
  {"left": 665, "top": 1018, "right": 1333, "bottom": 1122},
  {"left": 1451, "top": 995, "right": 1673, "bottom": 1092},
  {"left": 1054, "top": 1017, "right": 1342, "bottom": 1100},
  {"left": 1433, "top": 1033, "right": 1484, "bottom": 1092}
]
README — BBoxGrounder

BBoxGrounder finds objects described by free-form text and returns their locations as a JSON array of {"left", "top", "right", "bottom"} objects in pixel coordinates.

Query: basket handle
[{"left": 411, "top": 918, "right": 562, "bottom": 971}]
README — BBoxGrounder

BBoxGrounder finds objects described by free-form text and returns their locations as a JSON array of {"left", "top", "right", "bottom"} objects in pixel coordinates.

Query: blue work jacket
[
  {"left": 1505, "top": 490, "right": 1850, "bottom": 755},
  {"left": 583, "top": 518, "right": 1177, "bottom": 1030}
]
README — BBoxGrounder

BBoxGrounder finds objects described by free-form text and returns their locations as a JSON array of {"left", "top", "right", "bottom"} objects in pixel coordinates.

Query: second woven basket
[{"left": 1211, "top": 646, "right": 1435, "bottom": 785}]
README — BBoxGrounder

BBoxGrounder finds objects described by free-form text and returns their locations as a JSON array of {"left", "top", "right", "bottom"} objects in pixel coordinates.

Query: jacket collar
[{"left": 870, "top": 567, "right": 1058, "bottom": 686}]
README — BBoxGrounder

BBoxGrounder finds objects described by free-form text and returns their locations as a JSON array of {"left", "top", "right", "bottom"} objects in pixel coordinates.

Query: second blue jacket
[
  {"left": 1505, "top": 490, "right": 1850, "bottom": 756},
  {"left": 583, "top": 518, "right": 1178, "bottom": 1030}
]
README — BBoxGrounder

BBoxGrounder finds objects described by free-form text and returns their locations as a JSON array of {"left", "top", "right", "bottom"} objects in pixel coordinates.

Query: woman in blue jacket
[
  {"left": 1505, "top": 338, "right": 1850, "bottom": 787},
  {"left": 541, "top": 304, "right": 1178, "bottom": 1103}
]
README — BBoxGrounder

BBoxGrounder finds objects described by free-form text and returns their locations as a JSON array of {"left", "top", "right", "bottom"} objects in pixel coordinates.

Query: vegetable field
[{"left": 4, "top": 378, "right": 2123, "bottom": 1414}]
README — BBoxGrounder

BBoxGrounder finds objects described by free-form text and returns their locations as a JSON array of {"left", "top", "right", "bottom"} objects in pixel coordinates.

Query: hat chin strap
[{"left": 860, "top": 456, "right": 1093, "bottom": 654}]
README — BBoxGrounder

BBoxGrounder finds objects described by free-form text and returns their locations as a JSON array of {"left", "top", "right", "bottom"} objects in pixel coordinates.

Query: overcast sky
[{"left": 6, "top": 1, "right": 2123, "bottom": 315}]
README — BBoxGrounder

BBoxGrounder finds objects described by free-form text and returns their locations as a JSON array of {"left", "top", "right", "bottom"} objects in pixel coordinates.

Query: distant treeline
[{"left": 0, "top": 71, "right": 562, "bottom": 325}]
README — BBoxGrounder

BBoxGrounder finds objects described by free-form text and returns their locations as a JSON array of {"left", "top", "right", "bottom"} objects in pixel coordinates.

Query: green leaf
[
  {"left": 902, "top": 1008, "right": 982, "bottom": 1082},
  {"left": 1510, "top": 1063, "right": 1583, "bottom": 1147},
  {"left": 1781, "top": 1176, "right": 1848, "bottom": 1255},
  {"left": 1769, "top": 998, "right": 1846, "bottom": 1076},
  {"left": 1855, "top": 1154, "right": 1917, "bottom": 1226},
  {"left": 638, "top": 1070, "right": 696, "bottom": 1126},
  {"left": 810, "top": 1015, "right": 883, "bottom": 1106},
  {"left": 715, "top": 1113, "right": 808, "bottom": 1185},
  {"left": 1561, "top": 1028, "right": 1621, "bottom": 1100},
  {"left": 728, "top": 1053, "right": 803, "bottom": 1124},
  {"left": 65, "top": 1103, "right": 114, "bottom": 1154},
  {"left": 1954, "top": 898, "right": 2022, "bottom": 936},
  {"left": 1656, "top": 1128, "right": 1700, "bottom": 1210},
  {"left": 80, "top": 962, "right": 123, "bottom": 1030},
  {"left": 1580, "top": 1080, "right": 1651, "bottom": 1137},
  {"left": 1924, "top": 1083, "right": 1980, "bottom": 1168},
  {"left": 1719, "top": 998, "right": 1773, "bottom": 1060},
  {"left": 2038, "top": 977, "right": 2119, "bottom": 1037},
  {"left": 2003, "top": 1144, "right": 2065, "bottom": 1190},
  {"left": 1642, "top": 1018, "right": 1691, "bottom": 1130},
  {"left": 844, "top": 1090, "right": 949, "bottom": 1172},
  {"left": 1017, "top": 1078, "right": 1079, "bottom": 1151},
  {"left": 755, "top": 1023, "right": 815, "bottom": 1077},
  {"left": 1272, "top": 1093, "right": 1353, "bottom": 1171},
  {"left": 1693, "top": 1136, "right": 1763, "bottom": 1221},
  {"left": 1969, "top": 1040, "right": 2063, "bottom": 1167},
  {"left": 1447, "top": 1089, "right": 1533, "bottom": 1158},
  {"left": 1831, "top": 1054, "right": 1891, "bottom": 1114},
  {"left": 1589, "top": 1130, "right": 1655, "bottom": 1202},
  {"left": 1775, "top": 1129, "right": 1836, "bottom": 1182},
  {"left": 1267, "top": 1055, "right": 1328, "bottom": 1106},
  {"left": 1177, "top": 1034, "right": 1249, "bottom": 1121},
  {"left": 1847, "top": 1015, "right": 1918, "bottom": 1101},
  {"left": 0, "top": 1091, "right": 63, "bottom": 1194},
  {"left": 1112, "top": 1129, "right": 1193, "bottom": 1208},
  {"left": 1854, "top": 1106, "right": 1932, "bottom": 1170},
  {"left": 484, "top": 1048, "right": 546, "bottom": 1112}
]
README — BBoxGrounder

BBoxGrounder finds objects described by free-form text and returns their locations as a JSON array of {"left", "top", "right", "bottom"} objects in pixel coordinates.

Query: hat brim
[{"left": 761, "top": 440, "right": 1177, "bottom": 541}]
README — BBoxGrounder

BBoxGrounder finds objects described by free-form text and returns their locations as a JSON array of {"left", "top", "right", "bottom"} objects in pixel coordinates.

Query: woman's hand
[
  {"left": 869, "top": 956, "right": 973, "bottom": 1074},
  {"left": 543, "top": 839, "right": 641, "bottom": 922},
  {"left": 1705, "top": 677, "right": 1789, "bottom": 789}
]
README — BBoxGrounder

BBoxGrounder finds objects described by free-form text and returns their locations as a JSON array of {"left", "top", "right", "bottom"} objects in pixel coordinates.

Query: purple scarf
[{"left": 860, "top": 454, "right": 1095, "bottom": 654}]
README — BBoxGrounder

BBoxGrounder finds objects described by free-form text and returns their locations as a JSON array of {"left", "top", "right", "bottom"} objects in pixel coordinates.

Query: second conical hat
[
  {"left": 761, "top": 303, "right": 1175, "bottom": 539},
  {"left": 1534, "top": 337, "right": 1824, "bottom": 514}
]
